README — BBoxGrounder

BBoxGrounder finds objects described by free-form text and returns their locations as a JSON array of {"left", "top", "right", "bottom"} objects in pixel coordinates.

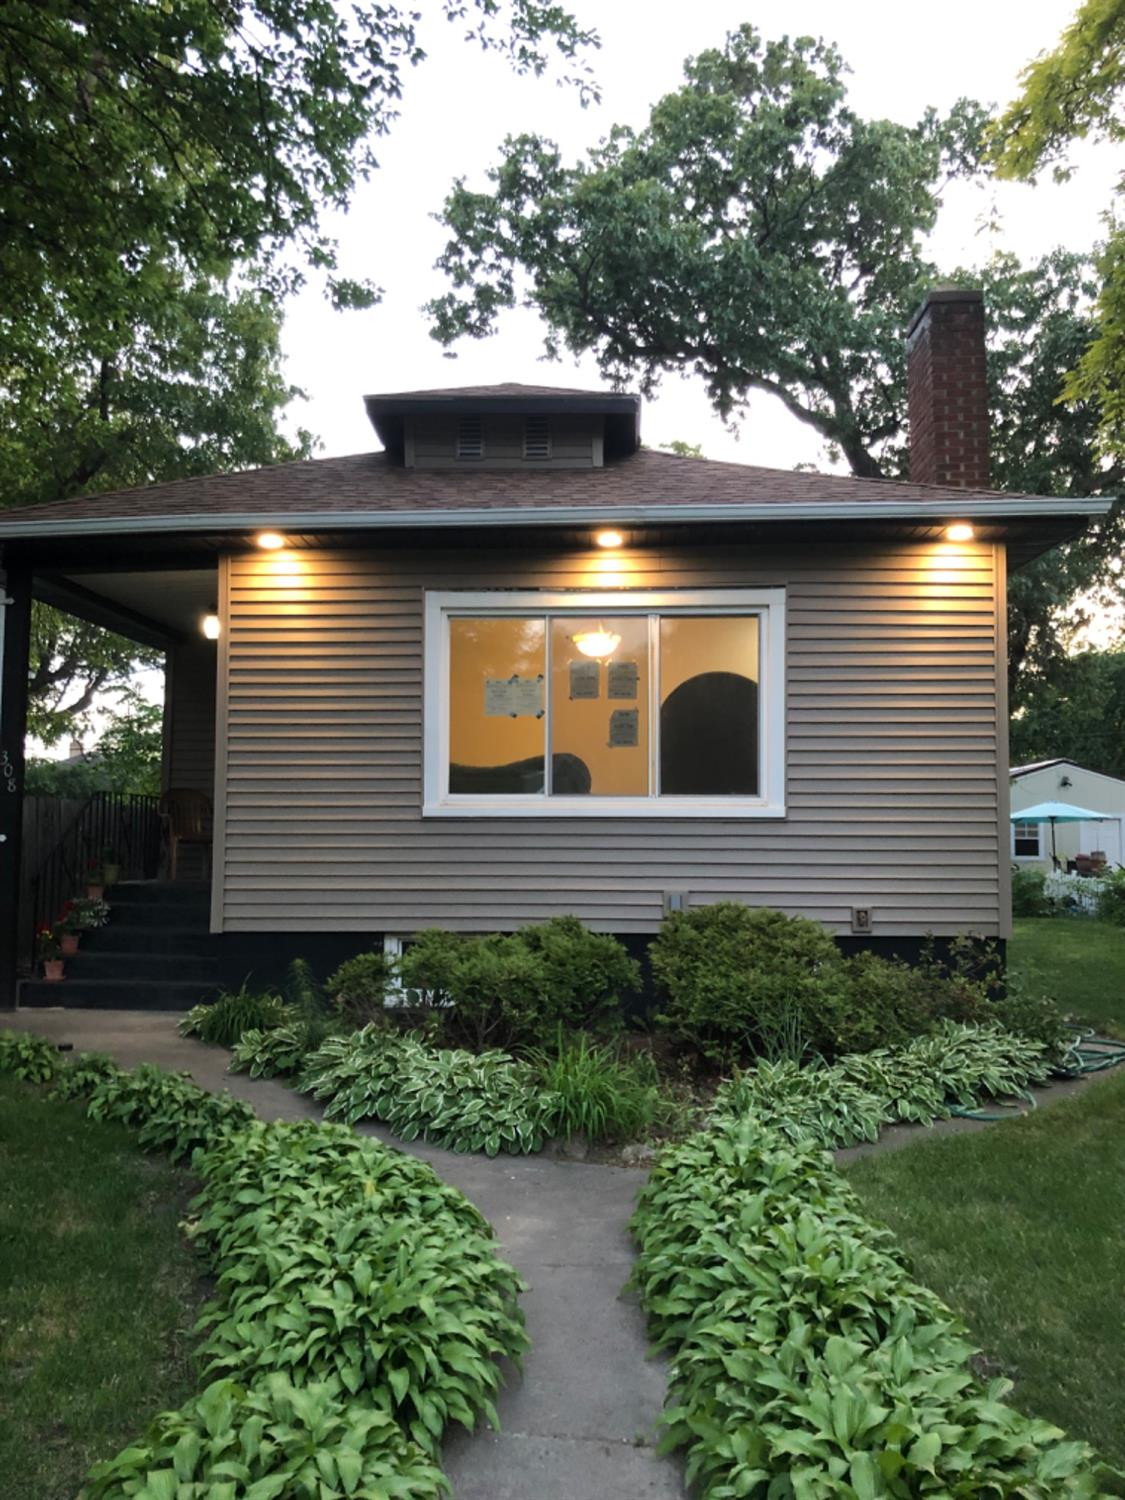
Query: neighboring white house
[{"left": 1010, "top": 759, "right": 1125, "bottom": 870}]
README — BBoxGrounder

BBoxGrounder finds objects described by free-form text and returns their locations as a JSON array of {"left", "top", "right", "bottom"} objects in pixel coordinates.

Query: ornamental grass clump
[
  {"left": 630, "top": 1117, "right": 1111, "bottom": 1497},
  {"left": 527, "top": 1029, "right": 671, "bottom": 1144},
  {"left": 178, "top": 983, "right": 291, "bottom": 1046}
]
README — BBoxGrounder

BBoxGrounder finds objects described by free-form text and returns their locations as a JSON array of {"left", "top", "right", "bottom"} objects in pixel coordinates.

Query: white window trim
[
  {"left": 423, "top": 587, "right": 786, "bottom": 818},
  {"left": 1011, "top": 819, "right": 1042, "bottom": 859}
]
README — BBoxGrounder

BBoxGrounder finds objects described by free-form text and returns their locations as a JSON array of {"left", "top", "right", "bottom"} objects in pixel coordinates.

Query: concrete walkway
[{"left": 1, "top": 1010, "right": 686, "bottom": 1500}]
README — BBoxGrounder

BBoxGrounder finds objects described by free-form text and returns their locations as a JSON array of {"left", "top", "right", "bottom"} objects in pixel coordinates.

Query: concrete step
[
  {"left": 64, "top": 951, "right": 220, "bottom": 983},
  {"left": 80, "top": 927, "right": 218, "bottom": 956},
  {"left": 106, "top": 881, "right": 209, "bottom": 906},
  {"left": 100, "top": 901, "right": 210, "bottom": 930},
  {"left": 19, "top": 977, "right": 219, "bottom": 1011}
]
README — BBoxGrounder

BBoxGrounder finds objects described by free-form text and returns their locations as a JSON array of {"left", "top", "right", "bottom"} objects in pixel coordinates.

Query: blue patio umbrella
[{"left": 1010, "top": 801, "right": 1106, "bottom": 866}]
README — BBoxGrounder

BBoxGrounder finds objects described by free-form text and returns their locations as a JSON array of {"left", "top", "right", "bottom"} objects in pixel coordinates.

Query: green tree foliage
[
  {"left": 1010, "top": 648, "right": 1125, "bottom": 777},
  {"left": 27, "top": 609, "right": 161, "bottom": 747},
  {"left": 429, "top": 25, "right": 988, "bottom": 477},
  {"left": 3, "top": 0, "right": 595, "bottom": 737},
  {"left": 25, "top": 700, "right": 164, "bottom": 796},
  {"left": 1, "top": 0, "right": 597, "bottom": 319},
  {"left": 428, "top": 26, "right": 1124, "bottom": 704},
  {"left": 991, "top": 0, "right": 1125, "bottom": 455}
]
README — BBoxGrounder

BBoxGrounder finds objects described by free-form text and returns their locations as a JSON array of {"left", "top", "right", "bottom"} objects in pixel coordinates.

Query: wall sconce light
[
  {"left": 945, "top": 522, "right": 974, "bottom": 542},
  {"left": 256, "top": 531, "right": 286, "bottom": 550},
  {"left": 595, "top": 529, "right": 624, "bottom": 549},
  {"left": 201, "top": 612, "right": 220, "bottom": 640},
  {"left": 572, "top": 626, "right": 621, "bottom": 660}
]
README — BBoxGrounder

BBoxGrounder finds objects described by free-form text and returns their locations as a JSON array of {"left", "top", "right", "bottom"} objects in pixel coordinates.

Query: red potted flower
[
  {"left": 85, "top": 857, "right": 105, "bottom": 900},
  {"left": 58, "top": 901, "right": 81, "bottom": 957},
  {"left": 37, "top": 925, "right": 65, "bottom": 982}
]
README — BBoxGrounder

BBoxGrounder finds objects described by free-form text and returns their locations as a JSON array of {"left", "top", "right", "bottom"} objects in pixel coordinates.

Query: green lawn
[
  {"left": 845, "top": 1069, "right": 1125, "bottom": 1472},
  {"left": 0, "top": 1076, "right": 206, "bottom": 1500},
  {"left": 1010, "top": 916, "right": 1125, "bottom": 1036}
]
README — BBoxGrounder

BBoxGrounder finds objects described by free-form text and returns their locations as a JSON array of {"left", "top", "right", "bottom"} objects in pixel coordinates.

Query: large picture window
[{"left": 424, "top": 589, "right": 785, "bottom": 817}]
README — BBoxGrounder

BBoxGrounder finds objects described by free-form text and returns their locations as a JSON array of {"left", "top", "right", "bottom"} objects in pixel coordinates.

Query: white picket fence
[{"left": 1043, "top": 870, "right": 1106, "bottom": 915}]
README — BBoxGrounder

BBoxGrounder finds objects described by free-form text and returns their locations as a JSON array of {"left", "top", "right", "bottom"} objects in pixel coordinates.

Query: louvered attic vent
[
  {"left": 523, "top": 416, "right": 552, "bottom": 460},
  {"left": 456, "top": 417, "right": 484, "bottom": 460}
]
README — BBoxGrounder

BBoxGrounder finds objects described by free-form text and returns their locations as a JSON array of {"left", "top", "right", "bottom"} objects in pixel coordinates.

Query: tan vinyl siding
[{"left": 216, "top": 541, "right": 1003, "bottom": 937}]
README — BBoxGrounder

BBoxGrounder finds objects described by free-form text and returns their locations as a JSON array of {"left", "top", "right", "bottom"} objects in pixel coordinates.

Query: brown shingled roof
[
  {"left": 364, "top": 381, "right": 619, "bottom": 400},
  {"left": 0, "top": 445, "right": 1049, "bottom": 535}
]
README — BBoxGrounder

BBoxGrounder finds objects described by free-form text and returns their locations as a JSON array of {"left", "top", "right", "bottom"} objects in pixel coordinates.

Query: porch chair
[{"left": 159, "top": 789, "right": 213, "bottom": 882}]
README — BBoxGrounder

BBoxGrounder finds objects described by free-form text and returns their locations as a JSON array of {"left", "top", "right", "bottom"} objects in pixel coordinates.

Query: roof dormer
[{"left": 363, "top": 383, "right": 641, "bottom": 469}]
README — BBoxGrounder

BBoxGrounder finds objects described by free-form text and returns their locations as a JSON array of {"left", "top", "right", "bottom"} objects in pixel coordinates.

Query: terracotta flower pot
[
  {"left": 86, "top": 883, "right": 104, "bottom": 901},
  {"left": 43, "top": 959, "right": 65, "bottom": 982},
  {"left": 103, "top": 863, "right": 121, "bottom": 887},
  {"left": 60, "top": 932, "right": 80, "bottom": 957}
]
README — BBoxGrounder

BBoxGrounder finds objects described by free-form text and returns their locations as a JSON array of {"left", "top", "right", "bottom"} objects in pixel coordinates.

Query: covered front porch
[{"left": 3, "top": 550, "right": 221, "bottom": 1007}]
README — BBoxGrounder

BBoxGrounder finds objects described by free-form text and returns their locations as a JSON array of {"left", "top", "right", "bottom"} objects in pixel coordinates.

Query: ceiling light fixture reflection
[
  {"left": 256, "top": 531, "right": 286, "bottom": 550},
  {"left": 945, "top": 522, "right": 974, "bottom": 542},
  {"left": 572, "top": 627, "right": 621, "bottom": 660},
  {"left": 595, "top": 529, "right": 624, "bottom": 549}
]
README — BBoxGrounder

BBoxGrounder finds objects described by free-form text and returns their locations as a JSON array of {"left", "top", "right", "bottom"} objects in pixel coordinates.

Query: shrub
[
  {"left": 829, "top": 951, "right": 936, "bottom": 1054},
  {"left": 526, "top": 1029, "right": 669, "bottom": 1144},
  {"left": 300, "top": 1026, "right": 556, "bottom": 1155},
  {"left": 518, "top": 916, "right": 640, "bottom": 1032},
  {"left": 326, "top": 948, "right": 396, "bottom": 1024},
  {"left": 651, "top": 902, "right": 846, "bottom": 1065},
  {"left": 1097, "top": 866, "right": 1125, "bottom": 925},
  {"left": 1012, "top": 864, "right": 1049, "bottom": 916},
  {"left": 0, "top": 1029, "right": 60, "bottom": 1083},
  {"left": 399, "top": 919, "right": 639, "bottom": 1051},
  {"left": 400, "top": 930, "right": 552, "bottom": 1051},
  {"left": 630, "top": 1116, "right": 1109, "bottom": 1497},
  {"left": 178, "top": 983, "right": 290, "bottom": 1046}
]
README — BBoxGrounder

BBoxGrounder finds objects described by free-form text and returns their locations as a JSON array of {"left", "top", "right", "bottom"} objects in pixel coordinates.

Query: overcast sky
[{"left": 279, "top": 0, "right": 1117, "bottom": 471}]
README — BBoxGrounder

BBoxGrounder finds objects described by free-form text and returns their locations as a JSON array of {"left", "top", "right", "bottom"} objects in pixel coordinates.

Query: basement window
[
  {"left": 423, "top": 588, "right": 786, "bottom": 818},
  {"left": 523, "top": 416, "right": 552, "bottom": 460},
  {"left": 456, "top": 417, "right": 484, "bottom": 460}
]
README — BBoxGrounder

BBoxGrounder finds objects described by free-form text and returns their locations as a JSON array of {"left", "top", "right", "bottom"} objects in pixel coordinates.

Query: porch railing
[{"left": 22, "top": 792, "right": 162, "bottom": 968}]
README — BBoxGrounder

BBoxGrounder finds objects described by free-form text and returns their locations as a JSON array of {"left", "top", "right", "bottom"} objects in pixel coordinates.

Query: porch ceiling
[{"left": 35, "top": 567, "right": 217, "bottom": 646}]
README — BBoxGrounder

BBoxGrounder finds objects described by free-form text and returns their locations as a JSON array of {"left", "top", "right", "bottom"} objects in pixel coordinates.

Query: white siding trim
[{"left": 422, "top": 586, "right": 786, "bottom": 818}]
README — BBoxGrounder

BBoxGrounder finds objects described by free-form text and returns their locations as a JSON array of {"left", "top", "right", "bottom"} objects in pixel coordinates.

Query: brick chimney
[{"left": 906, "top": 288, "right": 989, "bottom": 489}]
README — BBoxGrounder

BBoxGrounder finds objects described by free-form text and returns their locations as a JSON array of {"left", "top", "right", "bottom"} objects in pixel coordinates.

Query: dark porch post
[{"left": 0, "top": 557, "right": 31, "bottom": 1008}]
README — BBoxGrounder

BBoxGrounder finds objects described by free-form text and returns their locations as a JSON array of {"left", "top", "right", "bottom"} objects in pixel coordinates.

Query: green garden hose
[{"left": 950, "top": 1028, "right": 1125, "bottom": 1122}]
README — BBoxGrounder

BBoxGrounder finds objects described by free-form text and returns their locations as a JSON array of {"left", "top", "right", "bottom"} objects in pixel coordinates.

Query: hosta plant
[
  {"left": 715, "top": 1022, "right": 1053, "bottom": 1151},
  {"left": 50, "top": 1051, "right": 121, "bottom": 1101},
  {"left": 86, "top": 1065, "right": 255, "bottom": 1162},
  {"left": 228, "top": 1021, "right": 310, "bottom": 1079},
  {"left": 81, "top": 1373, "right": 450, "bottom": 1499},
  {"left": 0, "top": 1029, "right": 60, "bottom": 1083},
  {"left": 190, "top": 1120, "right": 527, "bottom": 1451},
  {"left": 630, "top": 1116, "right": 1112, "bottom": 1497},
  {"left": 300, "top": 1025, "right": 557, "bottom": 1155}
]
